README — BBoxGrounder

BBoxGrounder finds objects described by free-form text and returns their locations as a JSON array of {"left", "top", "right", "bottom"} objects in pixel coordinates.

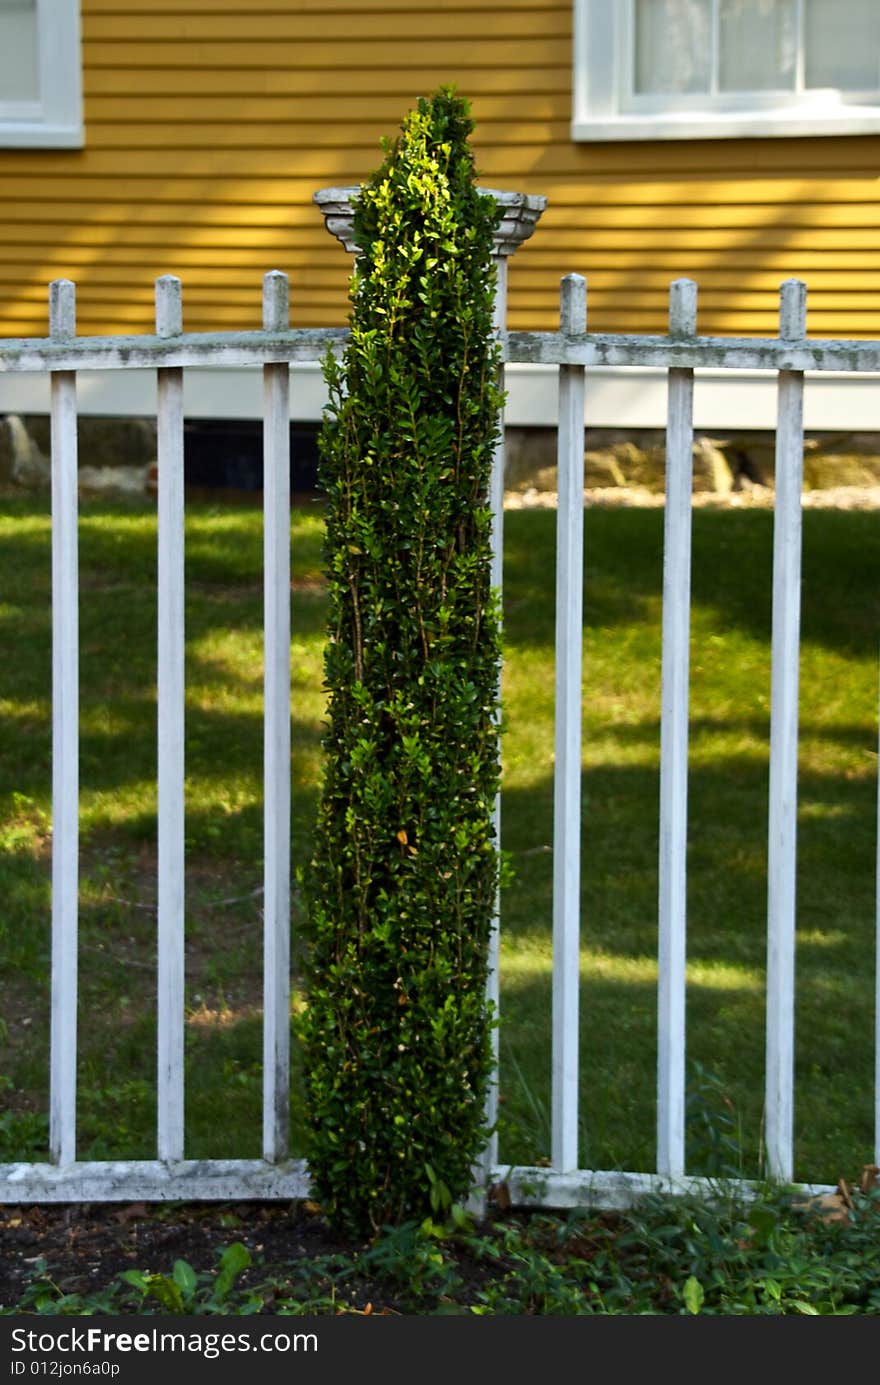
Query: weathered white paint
[
  {"left": 0, "top": 1159, "right": 311, "bottom": 1203},
  {"left": 1, "top": 329, "right": 879, "bottom": 376},
  {"left": 0, "top": 1154, "right": 836, "bottom": 1212},
  {"left": 877, "top": 656, "right": 880, "bottom": 1166},
  {"left": 765, "top": 280, "right": 807, "bottom": 1184},
  {"left": 657, "top": 280, "right": 697, "bottom": 1180},
  {"left": 5, "top": 266, "right": 880, "bottom": 1213},
  {"left": 48, "top": 279, "right": 78, "bottom": 1169},
  {"left": 877, "top": 657, "right": 880, "bottom": 1166},
  {"left": 261, "top": 271, "right": 292, "bottom": 1164},
  {"left": 155, "top": 276, "right": 186, "bottom": 1164},
  {"left": 551, "top": 274, "right": 586, "bottom": 1174},
  {"left": 494, "top": 1164, "right": 837, "bottom": 1212}
]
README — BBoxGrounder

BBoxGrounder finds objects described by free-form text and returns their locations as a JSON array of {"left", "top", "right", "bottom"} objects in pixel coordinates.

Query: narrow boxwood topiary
[{"left": 302, "top": 87, "right": 504, "bottom": 1236}]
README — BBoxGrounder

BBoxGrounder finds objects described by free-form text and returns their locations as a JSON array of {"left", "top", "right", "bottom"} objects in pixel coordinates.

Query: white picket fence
[{"left": 2, "top": 269, "right": 880, "bottom": 1208}]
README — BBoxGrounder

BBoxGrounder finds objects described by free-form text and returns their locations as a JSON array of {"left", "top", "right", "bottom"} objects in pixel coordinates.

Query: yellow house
[{"left": 1, "top": 0, "right": 879, "bottom": 431}]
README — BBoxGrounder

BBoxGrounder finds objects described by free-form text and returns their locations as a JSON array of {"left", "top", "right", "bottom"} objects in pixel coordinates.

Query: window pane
[
  {"left": 719, "top": 0, "right": 797, "bottom": 91},
  {"left": 635, "top": 0, "right": 712, "bottom": 94},
  {"left": 0, "top": 0, "right": 38, "bottom": 102},
  {"left": 806, "top": 0, "right": 880, "bottom": 90}
]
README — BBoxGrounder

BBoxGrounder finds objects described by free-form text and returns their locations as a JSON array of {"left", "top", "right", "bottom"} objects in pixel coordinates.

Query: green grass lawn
[{"left": 1, "top": 491, "right": 878, "bottom": 1189}]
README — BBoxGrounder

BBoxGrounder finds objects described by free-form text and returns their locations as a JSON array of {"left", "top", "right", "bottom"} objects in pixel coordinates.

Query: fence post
[
  {"left": 261, "top": 270, "right": 292, "bottom": 1163},
  {"left": 155, "top": 275, "right": 186, "bottom": 1164},
  {"left": 552, "top": 273, "right": 586, "bottom": 1173},
  {"left": 765, "top": 279, "right": 807, "bottom": 1183},
  {"left": 657, "top": 279, "right": 697, "bottom": 1181},
  {"left": 49, "top": 279, "right": 79, "bottom": 1168}
]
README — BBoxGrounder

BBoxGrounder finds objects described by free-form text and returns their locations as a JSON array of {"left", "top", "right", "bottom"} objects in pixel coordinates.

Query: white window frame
[
  {"left": 572, "top": 0, "right": 880, "bottom": 141},
  {"left": 0, "top": 0, "right": 83, "bottom": 148}
]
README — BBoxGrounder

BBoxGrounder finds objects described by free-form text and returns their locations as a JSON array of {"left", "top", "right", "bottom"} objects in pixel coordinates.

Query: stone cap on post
[{"left": 313, "top": 186, "right": 547, "bottom": 258}]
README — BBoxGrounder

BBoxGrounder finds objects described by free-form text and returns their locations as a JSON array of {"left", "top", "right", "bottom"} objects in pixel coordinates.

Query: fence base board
[
  {"left": 491, "top": 1165, "right": 837, "bottom": 1211},
  {"left": 0, "top": 1158, "right": 838, "bottom": 1210},
  {"left": 0, "top": 1158, "right": 311, "bottom": 1204}
]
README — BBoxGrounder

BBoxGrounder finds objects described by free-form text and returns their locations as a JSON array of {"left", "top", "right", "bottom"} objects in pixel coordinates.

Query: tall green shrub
[{"left": 302, "top": 88, "right": 504, "bottom": 1235}]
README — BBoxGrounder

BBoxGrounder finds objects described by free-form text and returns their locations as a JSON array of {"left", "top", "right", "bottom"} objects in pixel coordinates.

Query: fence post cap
[{"left": 313, "top": 184, "right": 547, "bottom": 259}]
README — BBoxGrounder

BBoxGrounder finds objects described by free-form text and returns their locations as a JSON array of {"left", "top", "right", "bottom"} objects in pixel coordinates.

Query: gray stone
[
  {"left": 692, "top": 437, "right": 734, "bottom": 494},
  {"left": 803, "top": 452, "right": 880, "bottom": 491},
  {"left": 78, "top": 464, "right": 154, "bottom": 495},
  {"left": 0, "top": 414, "right": 50, "bottom": 489}
]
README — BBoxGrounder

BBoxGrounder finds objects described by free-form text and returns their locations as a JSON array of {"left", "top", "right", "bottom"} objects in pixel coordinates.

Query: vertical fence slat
[
  {"left": 156, "top": 275, "right": 186, "bottom": 1163},
  {"left": 657, "top": 279, "right": 697, "bottom": 1180},
  {"left": 49, "top": 280, "right": 79, "bottom": 1167},
  {"left": 765, "top": 279, "right": 807, "bottom": 1183},
  {"left": 876, "top": 655, "right": 880, "bottom": 1165},
  {"left": 552, "top": 274, "right": 586, "bottom": 1173},
  {"left": 482, "top": 253, "right": 509, "bottom": 1179},
  {"left": 261, "top": 271, "right": 291, "bottom": 1163}
]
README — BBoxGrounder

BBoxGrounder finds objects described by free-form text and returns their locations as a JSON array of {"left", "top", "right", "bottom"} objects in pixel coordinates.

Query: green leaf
[
  {"left": 173, "top": 1259, "right": 198, "bottom": 1301},
  {"left": 119, "top": 1269, "right": 149, "bottom": 1292},
  {"left": 212, "top": 1242, "right": 252, "bottom": 1302},
  {"left": 683, "top": 1276, "right": 705, "bottom": 1315}
]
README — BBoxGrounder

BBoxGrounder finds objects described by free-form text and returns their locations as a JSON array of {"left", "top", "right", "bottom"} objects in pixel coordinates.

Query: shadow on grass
[{"left": 1, "top": 500, "right": 877, "bottom": 1183}]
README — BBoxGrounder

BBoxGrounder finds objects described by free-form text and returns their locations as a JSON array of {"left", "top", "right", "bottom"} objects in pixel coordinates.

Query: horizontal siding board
[
  {"left": 82, "top": 67, "right": 571, "bottom": 96},
  {"left": 4, "top": 266, "right": 880, "bottom": 306},
  {"left": 8, "top": 143, "right": 880, "bottom": 206},
  {"left": 82, "top": 12, "right": 572, "bottom": 40},
  {"left": 82, "top": 39, "right": 571, "bottom": 68},
  {"left": 83, "top": 0, "right": 567, "bottom": 10},
  {"left": 84, "top": 121, "right": 575, "bottom": 149},
  {"left": 4, "top": 171, "right": 880, "bottom": 225},
  {"left": 3, "top": 238, "right": 878, "bottom": 278},
  {"left": 83, "top": 94, "right": 571, "bottom": 123}
]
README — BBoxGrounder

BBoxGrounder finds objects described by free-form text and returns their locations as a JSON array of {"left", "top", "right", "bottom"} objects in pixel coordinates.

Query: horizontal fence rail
[
  {"left": 1, "top": 271, "right": 878, "bottom": 1208},
  {"left": 3, "top": 331, "right": 880, "bottom": 377}
]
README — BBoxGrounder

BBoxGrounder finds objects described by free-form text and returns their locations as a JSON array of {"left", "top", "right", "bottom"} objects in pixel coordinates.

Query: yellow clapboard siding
[
  {"left": 83, "top": 93, "right": 572, "bottom": 124},
  {"left": 0, "top": 247, "right": 345, "bottom": 272},
  {"left": 9, "top": 136, "right": 880, "bottom": 210},
  {"left": 8, "top": 175, "right": 880, "bottom": 233},
  {"left": 6, "top": 256, "right": 880, "bottom": 298},
  {"left": 3, "top": 297, "right": 875, "bottom": 337},
  {"left": 83, "top": 39, "right": 570, "bottom": 71},
  {"left": 84, "top": 121, "right": 575, "bottom": 149},
  {"left": 84, "top": 0, "right": 567, "bottom": 11},
  {"left": 6, "top": 277, "right": 878, "bottom": 319},
  {"left": 1, "top": 205, "right": 877, "bottom": 255},
  {"left": 0, "top": 0, "right": 871, "bottom": 340},
  {"left": 4, "top": 236, "right": 878, "bottom": 278},
  {"left": 82, "top": 67, "right": 571, "bottom": 96},
  {"left": 82, "top": 11, "right": 572, "bottom": 41}
]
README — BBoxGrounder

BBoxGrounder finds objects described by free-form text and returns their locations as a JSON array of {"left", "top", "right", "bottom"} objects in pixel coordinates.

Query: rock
[
  {"left": 692, "top": 436, "right": 734, "bottom": 494},
  {"left": 0, "top": 414, "right": 50, "bottom": 489},
  {"left": 78, "top": 464, "right": 155, "bottom": 495},
  {"left": 609, "top": 441, "right": 667, "bottom": 492},
  {"left": 803, "top": 452, "right": 880, "bottom": 491},
  {"left": 583, "top": 452, "right": 626, "bottom": 487}
]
